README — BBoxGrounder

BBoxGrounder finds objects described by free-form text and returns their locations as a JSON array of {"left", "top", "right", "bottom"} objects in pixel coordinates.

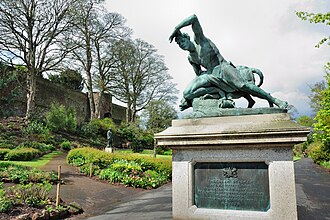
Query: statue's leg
[
  {"left": 183, "top": 75, "right": 212, "bottom": 100},
  {"left": 240, "top": 83, "right": 288, "bottom": 108}
]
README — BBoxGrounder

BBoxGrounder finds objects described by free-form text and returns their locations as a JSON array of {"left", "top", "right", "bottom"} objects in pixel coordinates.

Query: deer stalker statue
[{"left": 169, "top": 14, "right": 288, "bottom": 111}]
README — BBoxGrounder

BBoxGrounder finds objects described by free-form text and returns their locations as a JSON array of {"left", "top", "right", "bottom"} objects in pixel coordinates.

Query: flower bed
[{"left": 67, "top": 147, "right": 172, "bottom": 189}]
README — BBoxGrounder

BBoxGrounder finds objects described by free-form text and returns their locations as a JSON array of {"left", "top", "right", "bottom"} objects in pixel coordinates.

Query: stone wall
[{"left": 0, "top": 76, "right": 126, "bottom": 124}]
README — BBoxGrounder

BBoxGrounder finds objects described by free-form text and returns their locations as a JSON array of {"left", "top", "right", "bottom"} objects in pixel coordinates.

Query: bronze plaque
[{"left": 194, "top": 162, "right": 270, "bottom": 211}]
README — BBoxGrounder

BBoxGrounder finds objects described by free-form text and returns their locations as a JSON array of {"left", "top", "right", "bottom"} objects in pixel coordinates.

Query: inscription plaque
[{"left": 194, "top": 162, "right": 270, "bottom": 211}]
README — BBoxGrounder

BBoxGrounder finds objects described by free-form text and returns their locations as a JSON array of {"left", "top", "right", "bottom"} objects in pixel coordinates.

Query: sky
[{"left": 104, "top": 0, "right": 329, "bottom": 117}]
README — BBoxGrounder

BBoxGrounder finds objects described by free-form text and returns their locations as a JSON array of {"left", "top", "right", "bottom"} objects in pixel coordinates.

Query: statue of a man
[
  {"left": 106, "top": 128, "right": 113, "bottom": 148},
  {"left": 169, "top": 14, "right": 288, "bottom": 111}
]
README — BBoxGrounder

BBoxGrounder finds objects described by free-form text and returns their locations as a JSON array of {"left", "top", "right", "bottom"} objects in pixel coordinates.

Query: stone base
[
  {"left": 105, "top": 147, "right": 114, "bottom": 153},
  {"left": 155, "top": 113, "right": 309, "bottom": 220},
  {"left": 185, "top": 99, "right": 287, "bottom": 118}
]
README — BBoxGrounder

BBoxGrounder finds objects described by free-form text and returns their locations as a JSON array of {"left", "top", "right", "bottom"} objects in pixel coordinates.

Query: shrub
[
  {"left": 18, "top": 141, "right": 55, "bottom": 153},
  {"left": 7, "top": 182, "right": 52, "bottom": 207},
  {"left": 80, "top": 118, "right": 116, "bottom": 138},
  {"left": 0, "top": 163, "right": 57, "bottom": 184},
  {"left": 67, "top": 147, "right": 172, "bottom": 189},
  {"left": 22, "top": 121, "right": 50, "bottom": 136},
  {"left": 0, "top": 149, "right": 10, "bottom": 160},
  {"left": 5, "top": 148, "right": 40, "bottom": 161},
  {"left": 0, "top": 183, "right": 13, "bottom": 213},
  {"left": 46, "top": 103, "right": 77, "bottom": 133},
  {"left": 308, "top": 142, "right": 330, "bottom": 164},
  {"left": 60, "top": 141, "right": 73, "bottom": 151}
]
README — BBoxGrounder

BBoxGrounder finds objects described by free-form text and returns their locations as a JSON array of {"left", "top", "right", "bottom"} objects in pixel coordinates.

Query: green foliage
[
  {"left": 60, "top": 141, "right": 74, "bottom": 151},
  {"left": 308, "top": 142, "right": 330, "bottom": 165},
  {"left": 7, "top": 182, "right": 52, "bottom": 207},
  {"left": 141, "top": 100, "right": 177, "bottom": 133},
  {"left": 46, "top": 103, "right": 77, "bottom": 133},
  {"left": 0, "top": 149, "right": 10, "bottom": 160},
  {"left": 81, "top": 118, "right": 116, "bottom": 137},
  {"left": 17, "top": 141, "right": 55, "bottom": 153},
  {"left": 5, "top": 148, "right": 40, "bottom": 161},
  {"left": 22, "top": 121, "right": 53, "bottom": 142},
  {"left": 0, "top": 162, "right": 57, "bottom": 183},
  {"left": 296, "top": 115, "right": 314, "bottom": 127},
  {"left": 0, "top": 182, "right": 13, "bottom": 213},
  {"left": 0, "top": 64, "right": 22, "bottom": 117},
  {"left": 312, "top": 73, "right": 330, "bottom": 164},
  {"left": 67, "top": 147, "right": 172, "bottom": 189},
  {"left": 296, "top": 11, "right": 330, "bottom": 48},
  {"left": 117, "top": 122, "right": 154, "bottom": 152},
  {"left": 49, "top": 69, "right": 84, "bottom": 91}
]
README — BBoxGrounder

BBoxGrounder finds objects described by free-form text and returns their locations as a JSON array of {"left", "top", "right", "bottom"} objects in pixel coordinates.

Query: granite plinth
[{"left": 155, "top": 113, "right": 309, "bottom": 220}]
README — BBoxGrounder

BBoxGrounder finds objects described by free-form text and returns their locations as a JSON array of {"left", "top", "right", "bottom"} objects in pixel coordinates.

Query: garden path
[{"left": 40, "top": 153, "right": 148, "bottom": 219}]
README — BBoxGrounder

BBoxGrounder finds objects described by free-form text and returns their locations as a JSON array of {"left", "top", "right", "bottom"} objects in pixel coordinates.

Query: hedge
[{"left": 5, "top": 148, "right": 40, "bottom": 161}]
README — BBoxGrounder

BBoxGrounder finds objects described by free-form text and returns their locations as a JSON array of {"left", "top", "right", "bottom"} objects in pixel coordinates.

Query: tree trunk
[
  {"left": 25, "top": 73, "right": 36, "bottom": 121},
  {"left": 95, "top": 91, "right": 104, "bottom": 119}
]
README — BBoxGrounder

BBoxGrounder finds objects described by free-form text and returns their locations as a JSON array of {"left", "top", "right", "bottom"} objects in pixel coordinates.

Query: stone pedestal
[
  {"left": 155, "top": 113, "right": 309, "bottom": 220},
  {"left": 105, "top": 147, "right": 114, "bottom": 153}
]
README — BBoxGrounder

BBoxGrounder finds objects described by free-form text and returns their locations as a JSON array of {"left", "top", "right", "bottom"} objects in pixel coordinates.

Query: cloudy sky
[{"left": 104, "top": 0, "right": 329, "bottom": 117}]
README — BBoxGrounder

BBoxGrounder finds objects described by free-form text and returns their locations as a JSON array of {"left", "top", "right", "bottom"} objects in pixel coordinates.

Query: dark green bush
[
  {"left": 80, "top": 118, "right": 116, "bottom": 138},
  {"left": 0, "top": 149, "right": 10, "bottom": 160},
  {"left": 60, "top": 141, "right": 73, "bottom": 151},
  {"left": 18, "top": 141, "right": 55, "bottom": 153},
  {"left": 5, "top": 148, "right": 40, "bottom": 161},
  {"left": 46, "top": 104, "right": 77, "bottom": 133}
]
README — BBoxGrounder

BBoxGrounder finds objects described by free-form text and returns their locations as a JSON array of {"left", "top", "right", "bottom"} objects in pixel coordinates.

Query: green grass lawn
[
  {"left": 0, "top": 150, "right": 63, "bottom": 168},
  {"left": 116, "top": 149, "right": 172, "bottom": 159}
]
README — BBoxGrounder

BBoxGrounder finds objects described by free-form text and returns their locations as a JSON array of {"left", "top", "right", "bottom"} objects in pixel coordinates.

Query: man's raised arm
[{"left": 169, "top": 14, "right": 205, "bottom": 44}]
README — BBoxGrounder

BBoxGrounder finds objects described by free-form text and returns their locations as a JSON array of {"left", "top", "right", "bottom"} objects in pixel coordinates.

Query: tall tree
[
  {"left": 0, "top": 0, "right": 77, "bottom": 121},
  {"left": 67, "top": 0, "right": 101, "bottom": 120},
  {"left": 109, "top": 39, "right": 178, "bottom": 122},
  {"left": 141, "top": 100, "right": 177, "bottom": 133},
  {"left": 92, "top": 11, "right": 130, "bottom": 118}
]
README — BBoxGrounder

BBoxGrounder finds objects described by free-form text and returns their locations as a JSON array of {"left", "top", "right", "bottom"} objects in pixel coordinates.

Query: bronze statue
[{"left": 169, "top": 14, "right": 288, "bottom": 111}]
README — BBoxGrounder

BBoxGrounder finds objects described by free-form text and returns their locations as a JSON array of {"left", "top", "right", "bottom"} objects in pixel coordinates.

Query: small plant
[
  {"left": 60, "top": 141, "right": 73, "bottom": 151},
  {"left": 0, "top": 183, "right": 13, "bottom": 213},
  {"left": 7, "top": 182, "right": 52, "bottom": 207}
]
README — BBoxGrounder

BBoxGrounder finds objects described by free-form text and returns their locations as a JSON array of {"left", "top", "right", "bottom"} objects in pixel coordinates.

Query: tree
[
  {"left": 0, "top": 0, "right": 77, "bottom": 121},
  {"left": 309, "top": 80, "right": 327, "bottom": 114},
  {"left": 296, "top": 115, "right": 314, "bottom": 127},
  {"left": 141, "top": 100, "right": 177, "bottom": 133},
  {"left": 313, "top": 70, "right": 330, "bottom": 145},
  {"left": 296, "top": 11, "right": 330, "bottom": 48},
  {"left": 109, "top": 39, "right": 178, "bottom": 122},
  {"left": 91, "top": 11, "right": 130, "bottom": 118},
  {"left": 49, "top": 69, "right": 84, "bottom": 91}
]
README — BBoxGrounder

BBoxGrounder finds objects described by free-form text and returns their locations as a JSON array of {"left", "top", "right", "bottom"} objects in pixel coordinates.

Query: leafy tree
[
  {"left": 109, "top": 39, "right": 178, "bottom": 122},
  {"left": 309, "top": 80, "right": 327, "bottom": 114},
  {"left": 141, "top": 100, "right": 177, "bottom": 133},
  {"left": 49, "top": 69, "right": 84, "bottom": 91},
  {"left": 296, "top": 115, "right": 314, "bottom": 127},
  {"left": 296, "top": 11, "right": 330, "bottom": 48},
  {"left": 313, "top": 71, "right": 330, "bottom": 147},
  {"left": 0, "top": 0, "right": 78, "bottom": 121}
]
